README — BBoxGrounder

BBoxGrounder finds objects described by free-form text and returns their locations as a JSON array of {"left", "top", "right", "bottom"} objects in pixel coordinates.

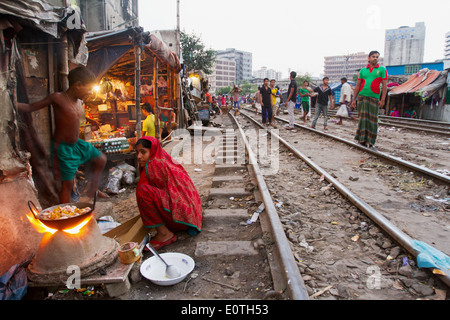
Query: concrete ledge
[
  {"left": 204, "top": 209, "right": 249, "bottom": 219},
  {"left": 215, "top": 164, "right": 246, "bottom": 175},
  {"left": 208, "top": 188, "right": 251, "bottom": 199},
  {"left": 212, "top": 176, "right": 244, "bottom": 187},
  {"left": 195, "top": 241, "right": 259, "bottom": 257}
]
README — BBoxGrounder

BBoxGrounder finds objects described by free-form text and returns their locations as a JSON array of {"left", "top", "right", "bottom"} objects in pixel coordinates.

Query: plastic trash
[
  {"left": 0, "top": 257, "right": 32, "bottom": 300},
  {"left": 105, "top": 167, "right": 123, "bottom": 194},
  {"left": 97, "top": 216, "right": 121, "bottom": 234},
  {"left": 117, "top": 162, "right": 136, "bottom": 185},
  {"left": 411, "top": 240, "right": 450, "bottom": 273}
]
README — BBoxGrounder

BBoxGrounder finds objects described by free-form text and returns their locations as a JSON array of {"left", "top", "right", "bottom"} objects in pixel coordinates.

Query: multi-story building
[
  {"left": 445, "top": 31, "right": 450, "bottom": 60},
  {"left": 215, "top": 48, "right": 252, "bottom": 84},
  {"left": 77, "top": 0, "right": 139, "bottom": 32},
  {"left": 252, "top": 67, "right": 282, "bottom": 81},
  {"left": 209, "top": 58, "right": 237, "bottom": 94},
  {"left": 384, "top": 22, "right": 426, "bottom": 66},
  {"left": 324, "top": 52, "right": 384, "bottom": 82}
]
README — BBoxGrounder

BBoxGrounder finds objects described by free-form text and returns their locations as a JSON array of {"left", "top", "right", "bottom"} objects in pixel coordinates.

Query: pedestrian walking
[
  {"left": 311, "top": 77, "right": 334, "bottom": 130},
  {"left": 254, "top": 86, "right": 261, "bottom": 115},
  {"left": 270, "top": 79, "right": 279, "bottom": 128},
  {"left": 351, "top": 51, "right": 388, "bottom": 149},
  {"left": 286, "top": 71, "right": 298, "bottom": 130},
  {"left": 299, "top": 80, "right": 313, "bottom": 123},
  {"left": 337, "top": 77, "right": 357, "bottom": 125},
  {"left": 260, "top": 78, "right": 273, "bottom": 127},
  {"left": 230, "top": 85, "right": 243, "bottom": 116}
]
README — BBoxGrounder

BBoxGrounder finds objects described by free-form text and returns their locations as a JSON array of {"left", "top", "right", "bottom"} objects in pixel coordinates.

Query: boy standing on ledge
[{"left": 19, "top": 66, "right": 108, "bottom": 204}]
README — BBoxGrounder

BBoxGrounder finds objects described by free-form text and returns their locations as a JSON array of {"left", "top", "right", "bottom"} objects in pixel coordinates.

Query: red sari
[{"left": 136, "top": 136, "right": 202, "bottom": 233}]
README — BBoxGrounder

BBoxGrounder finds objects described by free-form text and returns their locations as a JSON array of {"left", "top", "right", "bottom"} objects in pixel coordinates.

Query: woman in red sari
[{"left": 135, "top": 136, "right": 202, "bottom": 249}]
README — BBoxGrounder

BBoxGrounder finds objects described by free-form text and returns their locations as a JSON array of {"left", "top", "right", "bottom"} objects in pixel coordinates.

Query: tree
[
  {"left": 295, "top": 72, "right": 313, "bottom": 87},
  {"left": 180, "top": 31, "right": 216, "bottom": 74}
]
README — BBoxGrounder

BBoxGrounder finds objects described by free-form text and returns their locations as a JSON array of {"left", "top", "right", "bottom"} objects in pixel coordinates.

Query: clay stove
[{"left": 26, "top": 204, "right": 119, "bottom": 286}]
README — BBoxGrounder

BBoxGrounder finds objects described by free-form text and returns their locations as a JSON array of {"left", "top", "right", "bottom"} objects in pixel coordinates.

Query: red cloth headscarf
[{"left": 136, "top": 136, "right": 202, "bottom": 232}]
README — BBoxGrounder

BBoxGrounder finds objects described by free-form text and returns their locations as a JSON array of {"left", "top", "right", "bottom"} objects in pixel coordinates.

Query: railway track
[
  {"left": 309, "top": 107, "right": 450, "bottom": 136},
  {"left": 41, "top": 109, "right": 448, "bottom": 301},
  {"left": 244, "top": 106, "right": 450, "bottom": 186},
  {"left": 236, "top": 108, "right": 449, "bottom": 295},
  {"left": 128, "top": 109, "right": 448, "bottom": 301}
]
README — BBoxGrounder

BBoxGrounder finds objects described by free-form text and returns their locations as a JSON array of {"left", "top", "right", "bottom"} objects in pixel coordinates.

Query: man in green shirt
[
  {"left": 351, "top": 51, "right": 388, "bottom": 150},
  {"left": 299, "top": 81, "right": 313, "bottom": 123}
]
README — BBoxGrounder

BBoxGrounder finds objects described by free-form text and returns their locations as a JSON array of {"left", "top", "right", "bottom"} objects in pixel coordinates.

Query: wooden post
[
  {"left": 153, "top": 56, "right": 160, "bottom": 140},
  {"left": 386, "top": 96, "right": 391, "bottom": 116},
  {"left": 401, "top": 94, "right": 405, "bottom": 117},
  {"left": 135, "top": 44, "right": 142, "bottom": 139}
]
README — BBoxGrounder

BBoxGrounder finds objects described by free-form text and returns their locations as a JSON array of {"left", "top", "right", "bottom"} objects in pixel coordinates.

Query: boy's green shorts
[{"left": 53, "top": 139, "right": 101, "bottom": 181}]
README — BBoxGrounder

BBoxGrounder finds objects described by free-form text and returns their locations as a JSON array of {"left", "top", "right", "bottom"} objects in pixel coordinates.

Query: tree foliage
[{"left": 180, "top": 31, "right": 216, "bottom": 74}]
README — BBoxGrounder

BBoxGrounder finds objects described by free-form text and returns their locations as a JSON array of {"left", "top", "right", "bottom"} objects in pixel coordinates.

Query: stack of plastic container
[{"left": 89, "top": 138, "right": 130, "bottom": 154}]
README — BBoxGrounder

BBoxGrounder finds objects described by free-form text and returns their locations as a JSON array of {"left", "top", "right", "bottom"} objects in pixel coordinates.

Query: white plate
[{"left": 140, "top": 252, "right": 195, "bottom": 286}]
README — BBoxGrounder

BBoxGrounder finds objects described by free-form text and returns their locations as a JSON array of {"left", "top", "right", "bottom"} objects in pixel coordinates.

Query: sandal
[{"left": 145, "top": 235, "right": 177, "bottom": 251}]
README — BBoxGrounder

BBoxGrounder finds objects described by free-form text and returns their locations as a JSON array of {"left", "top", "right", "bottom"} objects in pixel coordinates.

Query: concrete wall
[
  {"left": 422, "top": 103, "right": 450, "bottom": 122},
  {"left": 78, "top": 0, "right": 138, "bottom": 32},
  {"left": 0, "top": 49, "right": 43, "bottom": 276}
]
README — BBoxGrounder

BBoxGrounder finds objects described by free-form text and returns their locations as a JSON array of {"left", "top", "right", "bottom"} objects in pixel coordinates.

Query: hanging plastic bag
[{"left": 336, "top": 104, "right": 349, "bottom": 118}]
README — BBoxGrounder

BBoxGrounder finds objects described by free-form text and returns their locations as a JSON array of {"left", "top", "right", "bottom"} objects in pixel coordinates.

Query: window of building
[{"left": 405, "top": 65, "right": 420, "bottom": 75}]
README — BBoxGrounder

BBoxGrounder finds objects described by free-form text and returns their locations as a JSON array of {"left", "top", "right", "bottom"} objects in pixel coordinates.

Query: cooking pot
[{"left": 28, "top": 192, "right": 97, "bottom": 231}]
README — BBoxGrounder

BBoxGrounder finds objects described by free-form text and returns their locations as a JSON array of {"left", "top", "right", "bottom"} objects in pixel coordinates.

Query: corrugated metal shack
[{"left": 0, "top": 0, "right": 87, "bottom": 275}]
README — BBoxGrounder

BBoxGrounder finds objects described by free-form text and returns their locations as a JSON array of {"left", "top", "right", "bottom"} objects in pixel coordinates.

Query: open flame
[
  {"left": 26, "top": 212, "right": 58, "bottom": 234},
  {"left": 62, "top": 216, "right": 92, "bottom": 235},
  {"left": 26, "top": 210, "right": 92, "bottom": 236}
]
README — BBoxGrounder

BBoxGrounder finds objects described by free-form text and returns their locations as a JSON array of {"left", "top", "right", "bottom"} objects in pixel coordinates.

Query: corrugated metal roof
[{"left": 389, "top": 70, "right": 441, "bottom": 96}]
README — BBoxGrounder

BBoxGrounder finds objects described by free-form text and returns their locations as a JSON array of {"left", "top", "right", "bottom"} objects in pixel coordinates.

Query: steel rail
[
  {"left": 378, "top": 120, "right": 450, "bottom": 136},
  {"left": 311, "top": 109, "right": 450, "bottom": 135},
  {"left": 240, "top": 111, "right": 450, "bottom": 288},
  {"left": 242, "top": 107, "right": 450, "bottom": 185},
  {"left": 228, "top": 113, "right": 310, "bottom": 300}
]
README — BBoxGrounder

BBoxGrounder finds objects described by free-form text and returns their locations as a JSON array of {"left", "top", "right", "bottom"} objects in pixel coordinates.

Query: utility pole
[{"left": 177, "top": 0, "right": 180, "bottom": 33}]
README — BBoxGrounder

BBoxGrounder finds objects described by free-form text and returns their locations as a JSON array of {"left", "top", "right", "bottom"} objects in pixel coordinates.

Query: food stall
[{"left": 84, "top": 27, "right": 182, "bottom": 161}]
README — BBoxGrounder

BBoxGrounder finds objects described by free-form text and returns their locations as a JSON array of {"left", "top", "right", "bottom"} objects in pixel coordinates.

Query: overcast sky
[{"left": 138, "top": 0, "right": 450, "bottom": 78}]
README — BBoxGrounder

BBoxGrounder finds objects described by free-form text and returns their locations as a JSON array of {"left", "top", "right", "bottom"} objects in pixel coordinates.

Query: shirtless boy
[{"left": 18, "top": 66, "right": 107, "bottom": 204}]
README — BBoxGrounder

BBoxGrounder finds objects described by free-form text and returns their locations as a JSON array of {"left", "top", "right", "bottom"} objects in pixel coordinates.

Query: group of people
[
  {"left": 255, "top": 51, "right": 388, "bottom": 151},
  {"left": 255, "top": 77, "right": 284, "bottom": 128},
  {"left": 389, "top": 105, "right": 417, "bottom": 119}
]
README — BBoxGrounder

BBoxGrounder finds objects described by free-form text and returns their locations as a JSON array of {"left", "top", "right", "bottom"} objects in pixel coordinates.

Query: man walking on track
[
  {"left": 311, "top": 77, "right": 334, "bottom": 130},
  {"left": 285, "top": 71, "right": 298, "bottom": 130},
  {"left": 351, "top": 51, "right": 388, "bottom": 150},
  {"left": 337, "top": 77, "right": 357, "bottom": 125},
  {"left": 270, "top": 79, "right": 280, "bottom": 128},
  {"left": 299, "top": 80, "right": 313, "bottom": 123},
  {"left": 260, "top": 78, "right": 273, "bottom": 127}
]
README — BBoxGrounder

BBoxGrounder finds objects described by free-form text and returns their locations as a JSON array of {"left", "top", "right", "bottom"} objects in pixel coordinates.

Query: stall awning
[
  {"left": 415, "top": 71, "right": 448, "bottom": 101},
  {"left": 145, "top": 34, "right": 182, "bottom": 73},
  {"left": 0, "top": 0, "right": 86, "bottom": 38},
  {"left": 389, "top": 69, "right": 442, "bottom": 96},
  {"left": 85, "top": 27, "right": 181, "bottom": 80}
]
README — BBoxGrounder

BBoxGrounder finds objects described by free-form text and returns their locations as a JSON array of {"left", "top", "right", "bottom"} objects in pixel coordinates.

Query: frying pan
[{"left": 28, "top": 192, "right": 97, "bottom": 231}]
